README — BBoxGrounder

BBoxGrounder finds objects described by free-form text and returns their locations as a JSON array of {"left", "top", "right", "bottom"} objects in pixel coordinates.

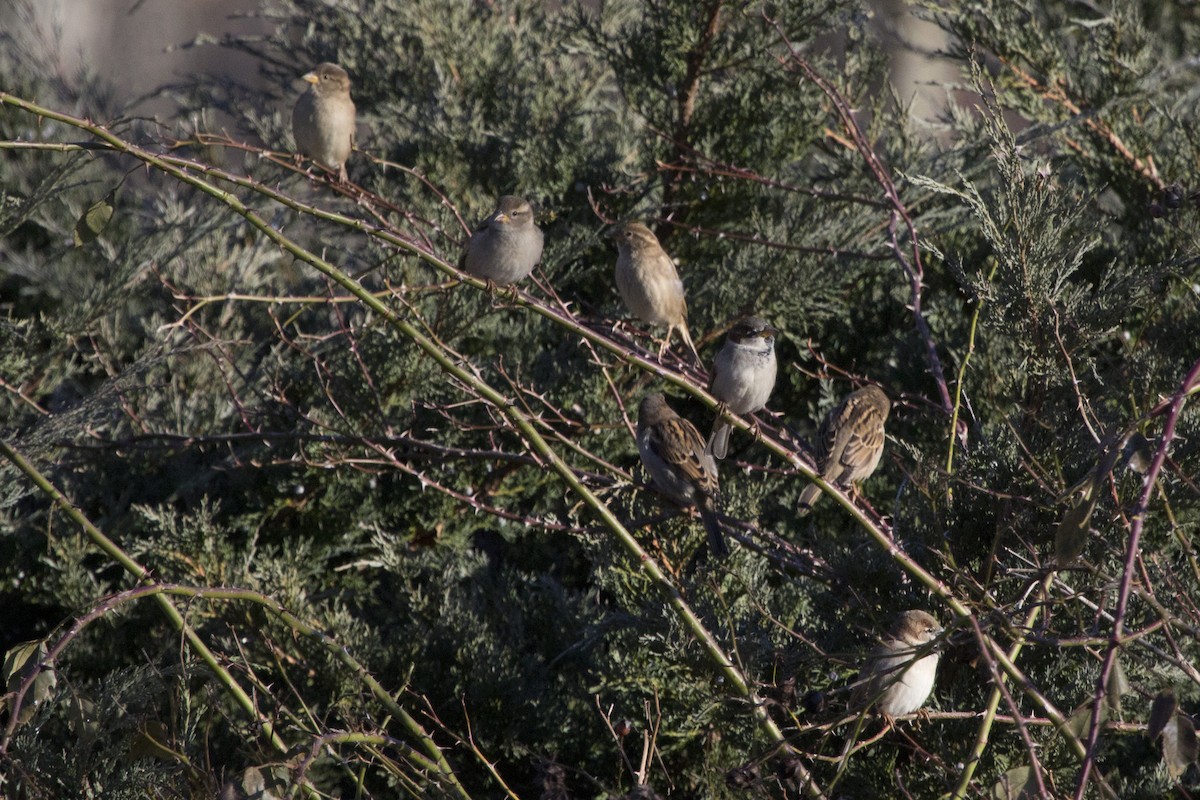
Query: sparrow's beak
[
  {"left": 932, "top": 626, "right": 946, "bottom": 648},
  {"left": 303, "top": 72, "right": 319, "bottom": 85},
  {"left": 494, "top": 213, "right": 510, "bottom": 224}
]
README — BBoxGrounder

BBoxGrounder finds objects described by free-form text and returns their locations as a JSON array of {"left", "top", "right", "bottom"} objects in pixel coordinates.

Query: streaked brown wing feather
[
  {"left": 839, "top": 403, "right": 884, "bottom": 468},
  {"left": 650, "top": 418, "right": 717, "bottom": 497},
  {"left": 816, "top": 396, "right": 852, "bottom": 469}
]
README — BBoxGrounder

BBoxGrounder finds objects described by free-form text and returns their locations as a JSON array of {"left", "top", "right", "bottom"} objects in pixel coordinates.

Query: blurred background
[
  {"left": 5, "top": 0, "right": 269, "bottom": 112},
  {"left": 7, "top": 0, "right": 954, "bottom": 123}
]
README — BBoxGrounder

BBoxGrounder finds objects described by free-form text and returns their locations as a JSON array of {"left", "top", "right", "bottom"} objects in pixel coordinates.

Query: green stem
[
  {"left": 0, "top": 445, "right": 473, "bottom": 797},
  {"left": 945, "top": 260, "right": 1000, "bottom": 488},
  {"left": 0, "top": 444, "right": 291, "bottom": 751},
  {"left": 951, "top": 573, "right": 1114, "bottom": 799}
]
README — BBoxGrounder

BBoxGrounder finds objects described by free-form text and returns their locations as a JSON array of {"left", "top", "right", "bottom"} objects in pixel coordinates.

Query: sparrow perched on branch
[
  {"left": 636, "top": 393, "right": 727, "bottom": 558},
  {"left": 707, "top": 317, "right": 777, "bottom": 459},
  {"left": 462, "top": 195, "right": 544, "bottom": 287},
  {"left": 798, "top": 384, "right": 890, "bottom": 513},
  {"left": 613, "top": 222, "right": 701, "bottom": 363},
  {"left": 850, "top": 610, "right": 942, "bottom": 717},
  {"left": 292, "top": 62, "right": 356, "bottom": 182}
]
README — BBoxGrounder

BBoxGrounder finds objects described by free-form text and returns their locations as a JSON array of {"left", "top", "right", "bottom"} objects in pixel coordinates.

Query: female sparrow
[
  {"left": 798, "top": 384, "right": 890, "bottom": 514},
  {"left": 613, "top": 222, "right": 701, "bottom": 363},
  {"left": 636, "top": 393, "right": 728, "bottom": 557},
  {"left": 707, "top": 317, "right": 778, "bottom": 459},
  {"left": 292, "top": 62, "right": 356, "bottom": 182},
  {"left": 850, "top": 610, "right": 942, "bottom": 717},
  {"left": 462, "top": 195, "right": 544, "bottom": 286}
]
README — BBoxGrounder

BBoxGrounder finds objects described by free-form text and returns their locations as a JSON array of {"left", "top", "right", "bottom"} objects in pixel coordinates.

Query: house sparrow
[
  {"left": 707, "top": 317, "right": 778, "bottom": 459},
  {"left": 613, "top": 222, "right": 701, "bottom": 363},
  {"left": 462, "top": 195, "right": 544, "bottom": 286},
  {"left": 636, "top": 393, "right": 727, "bottom": 557},
  {"left": 850, "top": 610, "right": 942, "bottom": 717},
  {"left": 292, "top": 62, "right": 356, "bottom": 182},
  {"left": 797, "top": 384, "right": 890, "bottom": 514},
  {"left": 1122, "top": 431, "right": 1154, "bottom": 474}
]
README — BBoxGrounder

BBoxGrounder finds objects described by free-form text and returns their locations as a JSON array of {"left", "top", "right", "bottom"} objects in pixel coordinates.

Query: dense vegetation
[{"left": 3, "top": 0, "right": 1200, "bottom": 797}]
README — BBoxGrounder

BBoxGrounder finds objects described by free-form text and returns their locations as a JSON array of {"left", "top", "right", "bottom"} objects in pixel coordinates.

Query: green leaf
[
  {"left": 1104, "top": 656, "right": 1129, "bottom": 713},
  {"left": 240, "top": 765, "right": 284, "bottom": 800},
  {"left": 1064, "top": 698, "right": 1106, "bottom": 743},
  {"left": 2, "top": 638, "right": 41, "bottom": 685},
  {"left": 2, "top": 639, "right": 57, "bottom": 724},
  {"left": 125, "top": 720, "right": 178, "bottom": 763},
  {"left": 991, "top": 765, "right": 1040, "bottom": 800},
  {"left": 1054, "top": 477, "right": 1097, "bottom": 567},
  {"left": 1162, "top": 712, "right": 1198, "bottom": 780},
  {"left": 73, "top": 190, "right": 116, "bottom": 246}
]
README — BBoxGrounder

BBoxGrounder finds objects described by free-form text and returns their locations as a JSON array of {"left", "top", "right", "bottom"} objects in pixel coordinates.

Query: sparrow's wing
[
  {"left": 648, "top": 417, "right": 718, "bottom": 498},
  {"left": 472, "top": 214, "right": 494, "bottom": 236},
  {"left": 459, "top": 217, "right": 492, "bottom": 271},
  {"left": 814, "top": 397, "right": 844, "bottom": 469},
  {"left": 834, "top": 397, "right": 886, "bottom": 477}
]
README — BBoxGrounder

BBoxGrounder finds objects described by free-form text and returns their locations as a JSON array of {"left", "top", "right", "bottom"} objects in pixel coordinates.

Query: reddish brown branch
[
  {"left": 995, "top": 57, "right": 1163, "bottom": 192},
  {"left": 766, "top": 13, "right": 954, "bottom": 417},
  {"left": 1074, "top": 357, "right": 1200, "bottom": 798}
]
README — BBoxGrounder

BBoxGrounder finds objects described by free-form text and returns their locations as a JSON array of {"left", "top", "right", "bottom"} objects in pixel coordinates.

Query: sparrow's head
[
  {"left": 489, "top": 195, "right": 535, "bottom": 229},
  {"left": 638, "top": 392, "right": 674, "bottom": 428},
  {"left": 302, "top": 63, "right": 352, "bottom": 96},
  {"left": 891, "top": 610, "right": 942, "bottom": 647},
  {"left": 858, "top": 384, "right": 892, "bottom": 420},
  {"left": 729, "top": 316, "right": 777, "bottom": 348},
  {"left": 612, "top": 221, "right": 660, "bottom": 254}
]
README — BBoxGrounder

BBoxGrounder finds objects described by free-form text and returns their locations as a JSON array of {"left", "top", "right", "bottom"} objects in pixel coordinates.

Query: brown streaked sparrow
[
  {"left": 636, "top": 392, "right": 727, "bottom": 558},
  {"left": 850, "top": 609, "right": 942, "bottom": 718},
  {"left": 613, "top": 222, "right": 701, "bottom": 363},
  {"left": 798, "top": 384, "right": 890, "bottom": 514},
  {"left": 462, "top": 195, "right": 544, "bottom": 287},
  {"left": 707, "top": 317, "right": 777, "bottom": 459},
  {"left": 292, "top": 62, "right": 356, "bottom": 182}
]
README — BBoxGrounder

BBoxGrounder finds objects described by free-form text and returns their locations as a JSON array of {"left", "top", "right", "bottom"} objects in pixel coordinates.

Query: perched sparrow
[
  {"left": 797, "top": 384, "right": 890, "bottom": 514},
  {"left": 462, "top": 195, "right": 544, "bottom": 286},
  {"left": 707, "top": 317, "right": 778, "bottom": 459},
  {"left": 613, "top": 222, "right": 701, "bottom": 363},
  {"left": 850, "top": 610, "right": 942, "bottom": 717},
  {"left": 1122, "top": 431, "right": 1154, "bottom": 474},
  {"left": 292, "top": 62, "right": 356, "bottom": 182},
  {"left": 636, "top": 393, "right": 728, "bottom": 557}
]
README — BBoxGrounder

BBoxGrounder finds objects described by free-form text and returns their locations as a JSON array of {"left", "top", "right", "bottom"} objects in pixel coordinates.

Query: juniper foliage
[{"left": 2, "top": 0, "right": 1200, "bottom": 797}]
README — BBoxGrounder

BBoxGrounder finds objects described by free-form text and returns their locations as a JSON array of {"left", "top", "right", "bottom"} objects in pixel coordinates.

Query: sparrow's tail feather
[
  {"left": 699, "top": 503, "right": 729, "bottom": 558},
  {"left": 797, "top": 482, "right": 821, "bottom": 515},
  {"left": 708, "top": 419, "right": 731, "bottom": 460},
  {"left": 677, "top": 321, "right": 702, "bottom": 365}
]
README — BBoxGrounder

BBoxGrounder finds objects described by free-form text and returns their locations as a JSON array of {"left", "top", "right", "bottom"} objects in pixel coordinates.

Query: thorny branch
[
  {"left": 4, "top": 70, "right": 1200, "bottom": 797},
  {"left": 1074, "top": 357, "right": 1200, "bottom": 799},
  {"left": 766, "top": 13, "right": 955, "bottom": 418}
]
